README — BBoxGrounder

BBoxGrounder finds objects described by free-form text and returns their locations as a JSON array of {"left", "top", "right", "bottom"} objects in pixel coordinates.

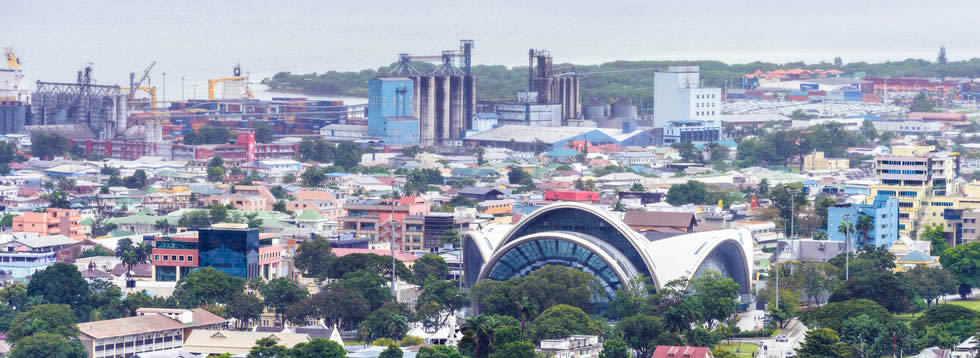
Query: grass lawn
[
  {"left": 947, "top": 299, "right": 980, "bottom": 311},
  {"left": 717, "top": 343, "right": 759, "bottom": 358}
]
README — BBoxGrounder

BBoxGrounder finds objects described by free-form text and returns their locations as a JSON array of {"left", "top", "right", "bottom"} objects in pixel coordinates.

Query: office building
[
  {"left": 827, "top": 196, "right": 900, "bottom": 249},
  {"left": 661, "top": 120, "right": 721, "bottom": 144},
  {"left": 367, "top": 77, "right": 419, "bottom": 145},
  {"left": 866, "top": 146, "right": 960, "bottom": 237},
  {"left": 12, "top": 208, "right": 85, "bottom": 240},
  {"left": 654, "top": 66, "right": 721, "bottom": 129}
]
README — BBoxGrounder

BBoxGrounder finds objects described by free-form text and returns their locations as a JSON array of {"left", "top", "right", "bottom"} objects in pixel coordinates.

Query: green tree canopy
[
  {"left": 528, "top": 304, "right": 592, "bottom": 343},
  {"left": 25, "top": 262, "right": 91, "bottom": 320},
  {"left": 8, "top": 332, "right": 86, "bottom": 358},
  {"left": 294, "top": 237, "right": 336, "bottom": 281},
  {"left": 828, "top": 271, "right": 917, "bottom": 313},
  {"left": 290, "top": 338, "right": 347, "bottom": 358},
  {"left": 939, "top": 242, "right": 980, "bottom": 295},
  {"left": 173, "top": 267, "right": 246, "bottom": 307},
  {"left": 799, "top": 299, "right": 892, "bottom": 332},
  {"left": 911, "top": 304, "right": 980, "bottom": 332},
  {"left": 7, "top": 304, "right": 79, "bottom": 343},
  {"left": 798, "top": 328, "right": 850, "bottom": 358}
]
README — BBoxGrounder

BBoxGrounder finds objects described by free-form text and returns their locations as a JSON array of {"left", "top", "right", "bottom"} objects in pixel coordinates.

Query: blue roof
[
  {"left": 326, "top": 173, "right": 350, "bottom": 177},
  {"left": 544, "top": 148, "right": 580, "bottom": 157},
  {"left": 715, "top": 139, "right": 738, "bottom": 148}
]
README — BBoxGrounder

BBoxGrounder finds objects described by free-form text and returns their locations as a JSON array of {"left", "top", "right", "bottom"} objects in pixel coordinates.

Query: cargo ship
[{"left": 0, "top": 48, "right": 29, "bottom": 103}]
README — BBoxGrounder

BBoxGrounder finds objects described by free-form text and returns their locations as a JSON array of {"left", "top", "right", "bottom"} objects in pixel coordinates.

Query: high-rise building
[
  {"left": 867, "top": 146, "right": 960, "bottom": 238},
  {"left": 367, "top": 77, "right": 419, "bottom": 145},
  {"left": 654, "top": 66, "right": 722, "bottom": 142}
]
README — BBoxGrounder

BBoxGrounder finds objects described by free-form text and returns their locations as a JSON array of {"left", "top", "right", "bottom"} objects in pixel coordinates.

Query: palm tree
[
  {"left": 462, "top": 315, "right": 497, "bottom": 358},
  {"left": 758, "top": 179, "right": 770, "bottom": 196},
  {"left": 837, "top": 221, "right": 855, "bottom": 280},
  {"left": 856, "top": 214, "right": 873, "bottom": 245},
  {"left": 516, "top": 296, "right": 538, "bottom": 341},
  {"left": 154, "top": 219, "right": 172, "bottom": 234}
]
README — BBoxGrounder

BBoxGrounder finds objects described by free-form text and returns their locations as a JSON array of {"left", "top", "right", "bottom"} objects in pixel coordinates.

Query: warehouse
[{"left": 463, "top": 124, "right": 652, "bottom": 150}]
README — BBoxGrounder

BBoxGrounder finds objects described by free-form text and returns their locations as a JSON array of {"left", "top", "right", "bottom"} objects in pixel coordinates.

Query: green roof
[
  {"left": 79, "top": 218, "right": 95, "bottom": 226},
  {"left": 296, "top": 210, "right": 324, "bottom": 221},
  {"left": 110, "top": 230, "right": 137, "bottom": 237},
  {"left": 900, "top": 250, "right": 934, "bottom": 262}
]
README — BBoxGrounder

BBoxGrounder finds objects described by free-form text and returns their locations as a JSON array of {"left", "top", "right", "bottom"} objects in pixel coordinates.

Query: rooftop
[{"left": 78, "top": 314, "right": 187, "bottom": 339}]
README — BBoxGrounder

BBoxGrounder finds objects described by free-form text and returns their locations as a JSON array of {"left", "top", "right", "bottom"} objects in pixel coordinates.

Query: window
[
  {"left": 163, "top": 255, "right": 168, "bottom": 261},
  {"left": 171, "top": 255, "right": 177, "bottom": 261},
  {"left": 154, "top": 255, "right": 160, "bottom": 261},
  {"left": 178, "top": 256, "right": 184, "bottom": 262}
]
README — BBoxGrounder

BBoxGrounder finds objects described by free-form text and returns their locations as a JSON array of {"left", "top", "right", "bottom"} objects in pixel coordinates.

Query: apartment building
[{"left": 12, "top": 208, "right": 85, "bottom": 240}]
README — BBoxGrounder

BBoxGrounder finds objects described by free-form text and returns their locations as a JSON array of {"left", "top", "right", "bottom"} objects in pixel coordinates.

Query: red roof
[
  {"left": 8, "top": 162, "right": 30, "bottom": 169},
  {"left": 544, "top": 190, "right": 599, "bottom": 202},
  {"left": 16, "top": 187, "right": 41, "bottom": 197},
  {"left": 331, "top": 248, "right": 419, "bottom": 261},
  {"left": 652, "top": 346, "right": 712, "bottom": 358}
]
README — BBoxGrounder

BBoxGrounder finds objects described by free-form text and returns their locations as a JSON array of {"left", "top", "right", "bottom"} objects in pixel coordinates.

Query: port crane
[
  {"left": 4, "top": 49, "right": 20, "bottom": 69},
  {"left": 208, "top": 64, "right": 254, "bottom": 100},
  {"left": 121, "top": 86, "right": 157, "bottom": 108}
]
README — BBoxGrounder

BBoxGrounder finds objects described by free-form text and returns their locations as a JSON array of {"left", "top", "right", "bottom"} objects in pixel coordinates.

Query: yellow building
[
  {"left": 866, "top": 146, "right": 959, "bottom": 238},
  {"left": 803, "top": 151, "right": 849, "bottom": 170},
  {"left": 893, "top": 250, "right": 940, "bottom": 272}
]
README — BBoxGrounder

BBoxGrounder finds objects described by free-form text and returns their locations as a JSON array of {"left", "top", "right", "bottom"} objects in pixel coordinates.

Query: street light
[{"left": 841, "top": 214, "right": 853, "bottom": 280}]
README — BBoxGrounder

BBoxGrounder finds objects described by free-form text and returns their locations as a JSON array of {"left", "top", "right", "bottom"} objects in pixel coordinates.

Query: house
[
  {"left": 183, "top": 330, "right": 311, "bottom": 356},
  {"left": 0, "top": 234, "right": 79, "bottom": 279},
  {"left": 596, "top": 172, "right": 644, "bottom": 185},
  {"left": 652, "top": 346, "right": 714, "bottom": 358},
  {"left": 537, "top": 335, "right": 601, "bottom": 358},
  {"left": 611, "top": 151, "right": 657, "bottom": 166},
  {"left": 77, "top": 314, "right": 190, "bottom": 358},
  {"left": 543, "top": 148, "right": 580, "bottom": 164},
  {"left": 623, "top": 211, "right": 697, "bottom": 233},
  {"left": 894, "top": 250, "right": 940, "bottom": 272},
  {"left": 543, "top": 190, "right": 600, "bottom": 203},
  {"left": 457, "top": 187, "right": 507, "bottom": 202}
]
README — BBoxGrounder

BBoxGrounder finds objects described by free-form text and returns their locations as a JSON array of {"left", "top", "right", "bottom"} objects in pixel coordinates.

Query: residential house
[
  {"left": 456, "top": 187, "right": 507, "bottom": 202},
  {"left": 537, "top": 335, "right": 601, "bottom": 358},
  {"left": 652, "top": 346, "right": 714, "bottom": 358},
  {"left": 623, "top": 211, "right": 697, "bottom": 233}
]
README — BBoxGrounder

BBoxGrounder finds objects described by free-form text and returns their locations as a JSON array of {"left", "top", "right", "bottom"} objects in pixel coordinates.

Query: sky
[{"left": 3, "top": 0, "right": 977, "bottom": 97}]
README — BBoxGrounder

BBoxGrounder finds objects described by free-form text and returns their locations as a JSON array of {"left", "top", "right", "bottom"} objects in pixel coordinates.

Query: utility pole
[
  {"left": 790, "top": 188, "right": 796, "bottom": 239},
  {"left": 162, "top": 72, "right": 166, "bottom": 106},
  {"left": 181, "top": 77, "right": 185, "bottom": 101},
  {"left": 843, "top": 214, "right": 852, "bottom": 280}
]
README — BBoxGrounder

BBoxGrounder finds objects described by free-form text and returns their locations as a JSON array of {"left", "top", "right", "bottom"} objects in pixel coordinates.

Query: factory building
[
  {"left": 0, "top": 102, "right": 27, "bottom": 135},
  {"left": 654, "top": 66, "right": 721, "bottom": 143},
  {"left": 464, "top": 123, "right": 652, "bottom": 150},
  {"left": 528, "top": 49, "right": 579, "bottom": 121},
  {"left": 367, "top": 77, "right": 419, "bottom": 145},
  {"left": 582, "top": 98, "right": 640, "bottom": 129},
  {"left": 387, "top": 41, "right": 478, "bottom": 146},
  {"left": 494, "top": 92, "right": 562, "bottom": 127}
]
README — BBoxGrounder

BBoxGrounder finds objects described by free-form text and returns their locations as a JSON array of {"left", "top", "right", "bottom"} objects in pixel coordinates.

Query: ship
[{"left": 0, "top": 48, "right": 29, "bottom": 103}]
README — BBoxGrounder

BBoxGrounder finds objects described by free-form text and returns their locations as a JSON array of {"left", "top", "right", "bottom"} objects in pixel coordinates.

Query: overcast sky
[{"left": 3, "top": 0, "right": 976, "bottom": 91}]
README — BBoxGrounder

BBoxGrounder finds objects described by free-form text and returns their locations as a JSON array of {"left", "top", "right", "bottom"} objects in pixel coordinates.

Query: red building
[
  {"left": 543, "top": 190, "right": 600, "bottom": 203},
  {"left": 80, "top": 130, "right": 298, "bottom": 163}
]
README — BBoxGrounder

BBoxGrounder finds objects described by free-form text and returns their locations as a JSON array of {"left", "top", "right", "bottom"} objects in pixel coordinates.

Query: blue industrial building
[
  {"left": 827, "top": 196, "right": 900, "bottom": 249},
  {"left": 367, "top": 77, "right": 419, "bottom": 145}
]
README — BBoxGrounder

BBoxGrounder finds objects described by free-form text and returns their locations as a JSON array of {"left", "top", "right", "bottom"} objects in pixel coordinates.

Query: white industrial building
[{"left": 654, "top": 66, "right": 722, "bottom": 129}]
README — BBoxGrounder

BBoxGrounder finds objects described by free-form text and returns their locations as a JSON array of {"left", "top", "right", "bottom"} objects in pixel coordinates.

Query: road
[{"left": 730, "top": 318, "right": 808, "bottom": 358}]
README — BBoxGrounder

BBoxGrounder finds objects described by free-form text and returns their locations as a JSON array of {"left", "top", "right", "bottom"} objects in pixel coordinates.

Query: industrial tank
[
  {"left": 611, "top": 98, "right": 637, "bottom": 119},
  {"left": 582, "top": 99, "right": 607, "bottom": 120}
]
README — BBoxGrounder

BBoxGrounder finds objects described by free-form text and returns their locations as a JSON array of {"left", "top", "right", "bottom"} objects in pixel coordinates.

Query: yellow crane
[
  {"left": 121, "top": 87, "right": 157, "bottom": 108},
  {"left": 207, "top": 64, "right": 255, "bottom": 100},
  {"left": 4, "top": 49, "right": 20, "bottom": 69}
]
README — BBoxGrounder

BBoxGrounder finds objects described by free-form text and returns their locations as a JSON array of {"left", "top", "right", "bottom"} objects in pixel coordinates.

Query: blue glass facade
[
  {"left": 486, "top": 238, "right": 623, "bottom": 297},
  {"left": 508, "top": 207, "right": 652, "bottom": 282},
  {"left": 827, "top": 196, "right": 900, "bottom": 249},
  {"left": 692, "top": 241, "right": 750, "bottom": 294},
  {"left": 198, "top": 228, "right": 260, "bottom": 279}
]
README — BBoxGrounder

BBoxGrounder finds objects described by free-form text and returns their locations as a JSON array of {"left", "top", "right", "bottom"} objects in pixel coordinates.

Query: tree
[
  {"left": 672, "top": 142, "right": 703, "bottom": 163},
  {"left": 290, "top": 338, "right": 347, "bottom": 358},
  {"left": 417, "top": 345, "right": 463, "bottom": 358},
  {"left": 326, "top": 253, "right": 414, "bottom": 283},
  {"left": 253, "top": 122, "right": 275, "bottom": 143},
  {"left": 415, "top": 280, "right": 469, "bottom": 327},
  {"left": 360, "top": 303, "right": 411, "bottom": 340},
  {"left": 173, "top": 267, "right": 246, "bottom": 307},
  {"left": 855, "top": 214, "right": 874, "bottom": 245},
  {"left": 331, "top": 270, "right": 394, "bottom": 311},
  {"left": 7, "top": 304, "right": 79, "bottom": 343},
  {"left": 206, "top": 165, "right": 226, "bottom": 182},
  {"left": 910, "top": 93, "right": 936, "bottom": 112},
  {"left": 938, "top": 46, "right": 947, "bottom": 64},
  {"left": 449, "top": 195, "right": 475, "bottom": 208},
  {"left": 529, "top": 304, "right": 591, "bottom": 343},
  {"left": 689, "top": 270, "right": 740, "bottom": 329},
  {"left": 335, "top": 142, "right": 362, "bottom": 169},
  {"left": 227, "top": 293, "right": 264, "bottom": 330},
  {"left": 616, "top": 315, "right": 664, "bottom": 358},
  {"left": 911, "top": 304, "right": 980, "bottom": 332},
  {"left": 833, "top": 56, "right": 843, "bottom": 67},
  {"left": 798, "top": 328, "right": 849, "bottom": 358},
  {"left": 295, "top": 237, "right": 335, "bottom": 281},
  {"left": 80, "top": 246, "right": 114, "bottom": 258},
  {"left": 379, "top": 345, "right": 404, "bottom": 358},
  {"left": 259, "top": 277, "right": 309, "bottom": 324},
  {"left": 25, "top": 263, "right": 91, "bottom": 320},
  {"left": 470, "top": 265, "right": 604, "bottom": 318},
  {"left": 489, "top": 341, "right": 535, "bottom": 358},
  {"left": 757, "top": 178, "right": 770, "bottom": 196},
  {"left": 30, "top": 132, "right": 70, "bottom": 159},
  {"left": 860, "top": 119, "right": 878, "bottom": 142},
  {"left": 0, "top": 213, "right": 15, "bottom": 228},
  {"left": 413, "top": 254, "right": 449, "bottom": 285},
  {"left": 248, "top": 337, "right": 291, "bottom": 358},
  {"left": 599, "top": 338, "right": 630, "bottom": 358},
  {"left": 8, "top": 332, "right": 86, "bottom": 358},
  {"left": 938, "top": 242, "right": 980, "bottom": 298},
  {"left": 666, "top": 180, "right": 710, "bottom": 205},
  {"left": 460, "top": 315, "right": 498, "bottom": 358},
  {"left": 42, "top": 191, "right": 72, "bottom": 209},
  {"left": 301, "top": 166, "right": 325, "bottom": 187},
  {"left": 828, "top": 271, "right": 916, "bottom": 313},
  {"left": 906, "top": 266, "right": 958, "bottom": 307},
  {"left": 767, "top": 289, "right": 799, "bottom": 328},
  {"left": 313, "top": 287, "right": 371, "bottom": 329},
  {"left": 184, "top": 125, "right": 233, "bottom": 145},
  {"left": 923, "top": 224, "right": 950, "bottom": 256},
  {"left": 799, "top": 299, "right": 892, "bottom": 332},
  {"left": 630, "top": 183, "right": 645, "bottom": 192},
  {"left": 282, "top": 173, "right": 297, "bottom": 184}
]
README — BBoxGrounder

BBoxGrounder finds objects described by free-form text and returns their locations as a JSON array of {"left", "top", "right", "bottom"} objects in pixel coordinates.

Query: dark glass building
[{"left": 198, "top": 228, "right": 261, "bottom": 279}]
